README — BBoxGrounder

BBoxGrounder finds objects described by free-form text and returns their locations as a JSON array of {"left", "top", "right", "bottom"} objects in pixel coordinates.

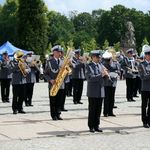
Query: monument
[{"left": 121, "top": 21, "right": 136, "bottom": 54}]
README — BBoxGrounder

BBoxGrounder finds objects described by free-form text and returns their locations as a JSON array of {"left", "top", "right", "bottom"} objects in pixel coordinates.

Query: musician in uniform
[
  {"left": 11, "top": 50, "right": 30, "bottom": 114},
  {"left": 86, "top": 50, "right": 108, "bottom": 133},
  {"left": 71, "top": 49, "right": 85, "bottom": 104},
  {"left": 0, "top": 51, "right": 12, "bottom": 103},
  {"left": 44, "top": 45, "right": 63, "bottom": 120},
  {"left": 102, "top": 51, "right": 120, "bottom": 117},
  {"left": 121, "top": 48, "right": 137, "bottom": 102},
  {"left": 138, "top": 45, "right": 150, "bottom": 128},
  {"left": 59, "top": 48, "right": 68, "bottom": 111},
  {"left": 24, "top": 52, "right": 37, "bottom": 106},
  {"left": 133, "top": 53, "right": 141, "bottom": 97}
]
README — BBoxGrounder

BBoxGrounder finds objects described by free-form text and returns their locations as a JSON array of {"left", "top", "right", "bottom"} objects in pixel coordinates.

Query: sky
[
  {"left": 0, "top": 0, "right": 150, "bottom": 15},
  {"left": 44, "top": 0, "right": 150, "bottom": 15}
]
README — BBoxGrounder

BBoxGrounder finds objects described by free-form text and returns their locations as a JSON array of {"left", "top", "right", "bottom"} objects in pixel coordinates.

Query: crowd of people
[{"left": 0, "top": 44, "right": 150, "bottom": 133}]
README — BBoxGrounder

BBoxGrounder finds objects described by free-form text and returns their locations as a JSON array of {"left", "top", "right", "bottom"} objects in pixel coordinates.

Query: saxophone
[{"left": 50, "top": 48, "right": 72, "bottom": 96}]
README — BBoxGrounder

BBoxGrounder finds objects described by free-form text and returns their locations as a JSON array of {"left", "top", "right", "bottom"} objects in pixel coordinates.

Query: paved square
[{"left": 0, "top": 80, "right": 150, "bottom": 150}]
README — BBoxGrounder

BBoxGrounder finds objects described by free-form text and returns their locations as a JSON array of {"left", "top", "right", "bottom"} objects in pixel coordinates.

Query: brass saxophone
[{"left": 50, "top": 48, "right": 72, "bottom": 96}]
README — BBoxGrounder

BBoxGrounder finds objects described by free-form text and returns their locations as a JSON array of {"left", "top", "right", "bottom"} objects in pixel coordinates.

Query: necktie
[
  {"left": 57, "top": 59, "right": 60, "bottom": 65},
  {"left": 95, "top": 64, "right": 100, "bottom": 74}
]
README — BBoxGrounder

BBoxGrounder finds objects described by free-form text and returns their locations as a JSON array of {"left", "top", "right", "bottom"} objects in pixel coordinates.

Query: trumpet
[
  {"left": 31, "top": 60, "right": 41, "bottom": 71},
  {"left": 27, "top": 55, "right": 42, "bottom": 73}
]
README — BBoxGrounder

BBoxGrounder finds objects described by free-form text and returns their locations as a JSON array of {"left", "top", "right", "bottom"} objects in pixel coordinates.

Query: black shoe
[
  {"left": 77, "top": 102, "right": 83, "bottom": 104},
  {"left": 13, "top": 110, "right": 17, "bottom": 114},
  {"left": 131, "top": 99, "right": 136, "bottom": 102},
  {"left": 108, "top": 114, "right": 116, "bottom": 117},
  {"left": 143, "top": 124, "right": 149, "bottom": 128},
  {"left": 94, "top": 128, "right": 103, "bottom": 132},
  {"left": 52, "top": 117, "right": 57, "bottom": 121},
  {"left": 25, "top": 103, "right": 29, "bottom": 107},
  {"left": 89, "top": 128, "right": 95, "bottom": 133},
  {"left": 57, "top": 117, "right": 63, "bottom": 120},
  {"left": 113, "top": 106, "right": 117, "bottom": 109},
  {"left": 133, "top": 95, "right": 139, "bottom": 98},
  {"left": 127, "top": 99, "right": 131, "bottom": 102},
  {"left": 29, "top": 104, "right": 33, "bottom": 107},
  {"left": 61, "top": 109, "right": 68, "bottom": 112},
  {"left": 18, "top": 110, "right": 26, "bottom": 114},
  {"left": 104, "top": 114, "right": 108, "bottom": 117},
  {"left": 74, "top": 101, "right": 77, "bottom": 104}
]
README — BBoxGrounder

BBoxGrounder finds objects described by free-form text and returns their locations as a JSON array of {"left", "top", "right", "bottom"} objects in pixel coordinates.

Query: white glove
[{"left": 25, "top": 68, "right": 31, "bottom": 73}]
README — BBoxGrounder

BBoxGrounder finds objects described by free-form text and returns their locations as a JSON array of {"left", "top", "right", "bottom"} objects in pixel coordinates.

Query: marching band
[{"left": 0, "top": 44, "right": 150, "bottom": 132}]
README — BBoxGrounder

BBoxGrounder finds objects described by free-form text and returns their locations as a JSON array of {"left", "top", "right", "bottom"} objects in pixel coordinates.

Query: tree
[
  {"left": 113, "top": 42, "right": 121, "bottom": 52},
  {"left": 73, "top": 30, "right": 91, "bottom": 48},
  {"left": 142, "top": 37, "right": 149, "bottom": 46},
  {"left": 72, "top": 12, "right": 97, "bottom": 38},
  {"left": 47, "top": 11, "right": 74, "bottom": 46},
  {"left": 0, "top": 0, "right": 18, "bottom": 45},
  {"left": 17, "top": 0, "right": 49, "bottom": 55},
  {"left": 102, "top": 39, "right": 109, "bottom": 50},
  {"left": 97, "top": 11, "right": 113, "bottom": 46},
  {"left": 45, "top": 42, "right": 52, "bottom": 56}
]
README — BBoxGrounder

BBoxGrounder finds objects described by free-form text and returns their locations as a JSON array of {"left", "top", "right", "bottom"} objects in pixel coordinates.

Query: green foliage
[
  {"left": 142, "top": 37, "right": 149, "bottom": 46},
  {"left": 67, "top": 40, "right": 74, "bottom": 49},
  {"left": 80, "top": 38, "right": 97, "bottom": 53},
  {"left": 0, "top": 0, "right": 18, "bottom": 44},
  {"left": 0, "top": 2, "right": 150, "bottom": 54},
  {"left": 45, "top": 42, "right": 52, "bottom": 55},
  {"left": 102, "top": 39, "right": 109, "bottom": 50},
  {"left": 17, "top": 0, "right": 49, "bottom": 55},
  {"left": 72, "top": 12, "right": 97, "bottom": 48},
  {"left": 47, "top": 11, "right": 74, "bottom": 46},
  {"left": 113, "top": 42, "right": 121, "bottom": 52}
]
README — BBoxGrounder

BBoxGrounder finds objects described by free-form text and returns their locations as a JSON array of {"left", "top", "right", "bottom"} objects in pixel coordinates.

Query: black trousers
[
  {"left": 65, "top": 79, "right": 73, "bottom": 96},
  {"left": 72, "top": 79, "right": 83, "bottom": 103},
  {"left": 59, "top": 88, "right": 66, "bottom": 110},
  {"left": 88, "top": 97, "right": 103, "bottom": 129},
  {"left": 12, "top": 84, "right": 25, "bottom": 112},
  {"left": 49, "top": 89, "right": 62, "bottom": 119},
  {"left": 104, "top": 86, "right": 116, "bottom": 115},
  {"left": 126, "top": 78, "right": 135, "bottom": 100},
  {"left": 0, "top": 79, "right": 11, "bottom": 102},
  {"left": 141, "top": 91, "right": 150, "bottom": 124},
  {"left": 133, "top": 76, "right": 141, "bottom": 96},
  {"left": 24, "top": 83, "right": 34, "bottom": 105}
]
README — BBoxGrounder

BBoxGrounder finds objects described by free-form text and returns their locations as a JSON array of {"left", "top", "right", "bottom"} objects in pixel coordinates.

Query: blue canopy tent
[{"left": 0, "top": 41, "right": 32, "bottom": 56}]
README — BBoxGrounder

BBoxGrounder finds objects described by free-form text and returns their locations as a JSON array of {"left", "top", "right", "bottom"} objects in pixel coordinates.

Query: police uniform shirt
[
  {"left": 11, "top": 60, "right": 27, "bottom": 85},
  {"left": 139, "top": 60, "right": 150, "bottom": 91},
  {"left": 121, "top": 56, "right": 136, "bottom": 78},
  {"left": 0, "top": 59, "right": 12, "bottom": 79},
  {"left": 71, "top": 57, "right": 85, "bottom": 79},
  {"left": 86, "top": 61, "right": 105, "bottom": 98}
]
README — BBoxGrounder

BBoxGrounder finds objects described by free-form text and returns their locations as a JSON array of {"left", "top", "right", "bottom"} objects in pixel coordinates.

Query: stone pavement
[{"left": 0, "top": 80, "right": 150, "bottom": 150}]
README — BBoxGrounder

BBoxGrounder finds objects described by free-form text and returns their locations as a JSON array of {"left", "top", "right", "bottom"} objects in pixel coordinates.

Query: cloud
[
  {"left": 0, "top": 0, "right": 149, "bottom": 14},
  {"left": 44, "top": 0, "right": 150, "bottom": 14}
]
